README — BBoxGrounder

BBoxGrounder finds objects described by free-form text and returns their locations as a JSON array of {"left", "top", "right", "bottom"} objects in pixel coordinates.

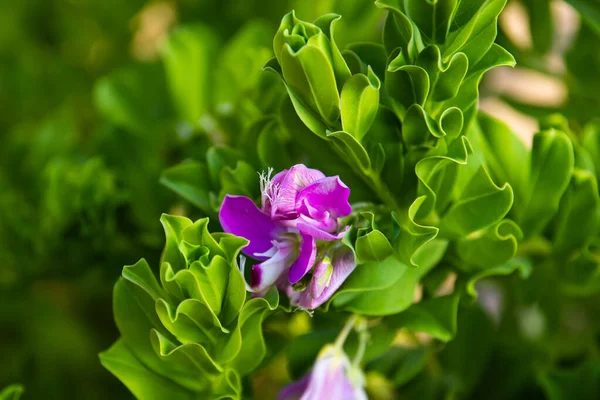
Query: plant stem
[
  {"left": 330, "top": 143, "right": 402, "bottom": 214},
  {"left": 335, "top": 314, "right": 358, "bottom": 349},
  {"left": 352, "top": 319, "right": 369, "bottom": 367}
]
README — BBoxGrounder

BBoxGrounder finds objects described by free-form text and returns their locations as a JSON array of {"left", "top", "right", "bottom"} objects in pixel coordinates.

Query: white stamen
[{"left": 259, "top": 167, "right": 281, "bottom": 205}]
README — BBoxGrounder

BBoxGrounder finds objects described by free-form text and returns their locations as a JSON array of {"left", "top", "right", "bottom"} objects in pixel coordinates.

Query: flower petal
[
  {"left": 219, "top": 195, "right": 281, "bottom": 260},
  {"left": 250, "top": 239, "right": 297, "bottom": 292},
  {"left": 288, "top": 233, "right": 317, "bottom": 284},
  {"left": 277, "top": 374, "right": 310, "bottom": 400},
  {"left": 272, "top": 165, "right": 326, "bottom": 217},
  {"left": 291, "top": 247, "right": 356, "bottom": 310},
  {"left": 296, "top": 176, "right": 351, "bottom": 218},
  {"left": 300, "top": 346, "right": 357, "bottom": 400},
  {"left": 297, "top": 221, "right": 349, "bottom": 241}
]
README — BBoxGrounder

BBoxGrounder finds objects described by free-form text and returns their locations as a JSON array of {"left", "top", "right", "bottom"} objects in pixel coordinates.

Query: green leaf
[
  {"left": 122, "top": 259, "right": 166, "bottom": 302},
  {"left": 370, "top": 347, "right": 427, "bottom": 386},
  {"left": 112, "top": 278, "right": 203, "bottom": 391},
  {"left": 456, "top": 219, "right": 523, "bottom": 271},
  {"left": 404, "top": 0, "right": 458, "bottom": 43},
  {"left": 377, "top": 1, "right": 423, "bottom": 61},
  {"left": 220, "top": 265, "right": 247, "bottom": 327},
  {"left": 94, "top": 64, "right": 173, "bottom": 134},
  {"left": 335, "top": 240, "right": 447, "bottom": 315},
  {"left": 391, "top": 198, "right": 439, "bottom": 267},
  {"left": 256, "top": 119, "right": 294, "bottom": 172},
  {"left": 388, "top": 293, "right": 461, "bottom": 341},
  {"left": 444, "top": 43, "right": 515, "bottom": 131},
  {"left": 564, "top": 0, "right": 600, "bottom": 35},
  {"left": 443, "top": 0, "right": 507, "bottom": 66},
  {"left": 189, "top": 256, "right": 231, "bottom": 316},
  {"left": 440, "top": 166, "right": 514, "bottom": 238},
  {"left": 279, "top": 39, "right": 340, "bottom": 125},
  {"left": 313, "top": 13, "right": 353, "bottom": 89},
  {"left": 230, "top": 290, "right": 279, "bottom": 376},
  {"left": 465, "top": 257, "right": 533, "bottom": 299},
  {"left": 432, "top": 52, "right": 469, "bottom": 102},
  {"left": 522, "top": 0, "right": 553, "bottom": 54},
  {"left": 539, "top": 360, "right": 600, "bottom": 400},
  {"left": 0, "top": 385, "right": 24, "bottom": 400},
  {"left": 100, "top": 340, "right": 195, "bottom": 400},
  {"left": 264, "top": 58, "right": 329, "bottom": 138},
  {"left": 161, "top": 24, "right": 220, "bottom": 124},
  {"left": 469, "top": 113, "right": 529, "bottom": 213},
  {"left": 340, "top": 67, "right": 381, "bottom": 141},
  {"left": 160, "top": 214, "right": 193, "bottom": 273},
  {"left": 519, "top": 129, "right": 575, "bottom": 238},
  {"left": 331, "top": 256, "right": 408, "bottom": 309},
  {"left": 212, "top": 21, "right": 273, "bottom": 107},
  {"left": 326, "top": 130, "right": 372, "bottom": 171},
  {"left": 583, "top": 121, "right": 600, "bottom": 178},
  {"left": 553, "top": 169, "right": 600, "bottom": 255},
  {"left": 403, "top": 104, "right": 444, "bottom": 145},
  {"left": 355, "top": 229, "right": 394, "bottom": 262},
  {"left": 385, "top": 53, "right": 430, "bottom": 114},
  {"left": 346, "top": 42, "right": 388, "bottom": 80},
  {"left": 160, "top": 161, "right": 213, "bottom": 213},
  {"left": 559, "top": 239, "right": 600, "bottom": 296}
]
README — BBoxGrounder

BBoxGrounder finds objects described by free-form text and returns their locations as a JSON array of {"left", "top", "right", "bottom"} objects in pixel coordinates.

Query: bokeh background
[{"left": 0, "top": 0, "right": 597, "bottom": 398}]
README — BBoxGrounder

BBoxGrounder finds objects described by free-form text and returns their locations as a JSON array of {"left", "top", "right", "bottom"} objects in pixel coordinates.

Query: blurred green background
[{"left": 1, "top": 0, "right": 599, "bottom": 398}]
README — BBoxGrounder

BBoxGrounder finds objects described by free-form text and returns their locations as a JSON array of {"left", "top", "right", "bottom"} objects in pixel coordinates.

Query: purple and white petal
[
  {"left": 249, "top": 239, "right": 297, "bottom": 292},
  {"left": 296, "top": 176, "right": 352, "bottom": 218},
  {"left": 291, "top": 248, "right": 356, "bottom": 310},
  {"left": 271, "top": 165, "right": 326, "bottom": 218},
  {"left": 297, "top": 221, "right": 349, "bottom": 241},
  {"left": 219, "top": 195, "right": 282, "bottom": 260},
  {"left": 288, "top": 233, "right": 317, "bottom": 284},
  {"left": 299, "top": 346, "right": 362, "bottom": 400}
]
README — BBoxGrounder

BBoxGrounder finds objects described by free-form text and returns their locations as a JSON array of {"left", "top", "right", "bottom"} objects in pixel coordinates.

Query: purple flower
[
  {"left": 287, "top": 248, "right": 356, "bottom": 310},
  {"left": 262, "top": 165, "right": 352, "bottom": 240},
  {"left": 218, "top": 164, "right": 354, "bottom": 305},
  {"left": 277, "top": 345, "right": 367, "bottom": 400}
]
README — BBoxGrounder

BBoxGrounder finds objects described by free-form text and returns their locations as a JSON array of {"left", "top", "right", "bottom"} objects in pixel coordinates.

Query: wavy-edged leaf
[
  {"left": 465, "top": 257, "right": 533, "bottom": 299},
  {"left": 279, "top": 41, "right": 340, "bottom": 125},
  {"left": 331, "top": 256, "right": 408, "bottom": 308},
  {"left": 456, "top": 219, "right": 523, "bottom": 270},
  {"left": 440, "top": 166, "right": 514, "bottom": 238},
  {"left": 442, "top": 0, "right": 507, "bottom": 66},
  {"left": 470, "top": 113, "right": 529, "bottom": 213},
  {"left": 100, "top": 340, "right": 196, "bottom": 400},
  {"left": 386, "top": 52, "right": 430, "bottom": 114},
  {"left": 313, "top": 13, "right": 352, "bottom": 89},
  {"left": 355, "top": 229, "right": 394, "bottom": 262},
  {"left": 377, "top": 0, "right": 424, "bottom": 61},
  {"left": 388, "top": 293, "right": 461, "bottom": 341},
  {"left": 553, "top": 169, "right": 600, "bottom": 255},
  {"left": 326, "top": 130, "right": 371, "bottom": 171},
  {"left": 264, "top": 58, "right": 329, "bottom": 138},
  {"left": 392, "top": 197, "right": 439, "bottom": 267},
  {"left": 403, "top": 104, "right": 444, "bottom": 145},
  {"left": 230, "top": 289, "right": 279, "bottom": 376},
  {"left": 341, "top": 67, "right": 380, "bottom": 141},
  {"left": 519, "top": 129, "right": 574, "bottom": 238}
]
